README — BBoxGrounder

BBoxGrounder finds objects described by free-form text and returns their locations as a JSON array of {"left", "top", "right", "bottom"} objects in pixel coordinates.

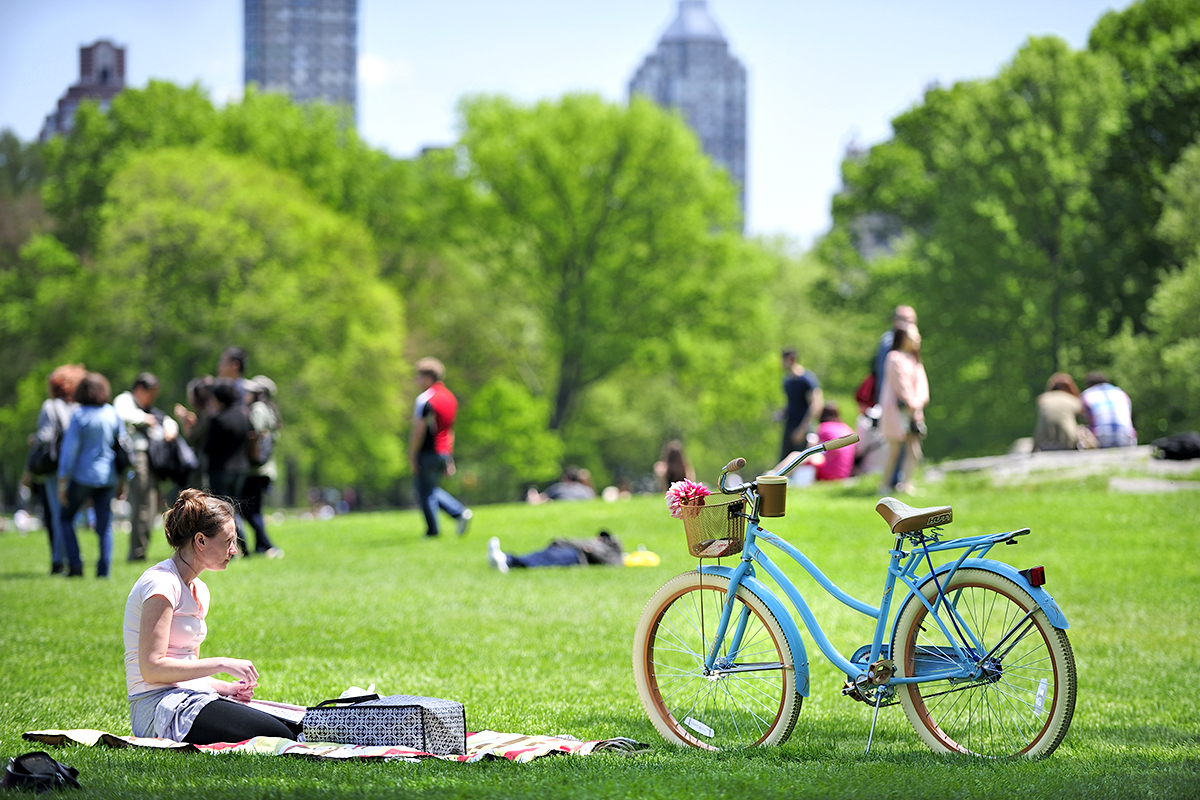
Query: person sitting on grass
[
  {"left": 123, "top": 489, "right": 296, "bottom": 744},
  {"left": 526, "top": 465, "right": 597, "bottom": 504}
]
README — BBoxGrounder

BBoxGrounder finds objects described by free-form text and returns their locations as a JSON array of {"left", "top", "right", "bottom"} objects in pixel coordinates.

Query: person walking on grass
[{"left": 409, "top": 358, "right": 471, "bottom": 537}]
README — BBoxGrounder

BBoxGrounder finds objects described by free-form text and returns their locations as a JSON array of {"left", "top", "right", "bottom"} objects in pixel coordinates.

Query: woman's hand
[
  {"left": 219, "top": 658, "right": 260, "bottom": 686},
  {"left": 215, "top": 679, "right": 255, "bottom": 702}
]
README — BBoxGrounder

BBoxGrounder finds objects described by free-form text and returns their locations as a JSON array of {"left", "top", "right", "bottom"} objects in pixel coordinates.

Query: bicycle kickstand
[{"left": 865, "top": 688, "right": 884, "bottom": 755}]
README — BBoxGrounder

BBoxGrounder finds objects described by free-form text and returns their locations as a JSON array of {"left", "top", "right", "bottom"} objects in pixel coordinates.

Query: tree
[
  {"left": 831, "top": 38, "right": 1127, "bottom": 456},
  {"left": 455, "top": 93, "right": 744, "bottom": 433},
  {"left": 1087, "top": 0, "right": 1200, "bottom": 330},
  {"left": 57, "top": 148, "right": 409, "bottom": 487},
  {"left": 1111, "top": 137, "right": 1200, "bottom": 436}
]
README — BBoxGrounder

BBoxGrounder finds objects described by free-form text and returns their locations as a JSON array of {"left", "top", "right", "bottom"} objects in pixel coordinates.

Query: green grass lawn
[{"left": 2, "top": 474, "right": 1198, "bottom": 798}]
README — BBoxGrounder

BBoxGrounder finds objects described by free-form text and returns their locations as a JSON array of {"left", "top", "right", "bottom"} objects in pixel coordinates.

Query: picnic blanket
[{"left": 23, "top": 729, "right": 647, "bottom": 763}]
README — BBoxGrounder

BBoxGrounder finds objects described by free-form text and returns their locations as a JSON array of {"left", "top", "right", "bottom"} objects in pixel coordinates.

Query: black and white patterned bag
[{"left": 301, "top": 694, "right": 466, "bottom": 754}]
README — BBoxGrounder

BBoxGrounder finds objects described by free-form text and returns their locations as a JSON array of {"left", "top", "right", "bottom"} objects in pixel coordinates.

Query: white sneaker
[
  {"left": 457, "top": 508, "right": 473, "bottom": 536},
  {"left": 487, "top": 537, "right": 508, "bottom": 573}
]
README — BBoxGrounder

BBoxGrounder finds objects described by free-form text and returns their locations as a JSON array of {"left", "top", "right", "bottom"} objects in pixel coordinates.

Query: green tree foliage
[
  {"left": 98, "top": 149, "right": 407, "bottom": 486},
  {"left": 455, "top": 94, "right": 746, "bottom": 433},
  {"left": 1111, "top": 138, "right": 1200, "bottom": 435},
  {"left": 832, "top": 38, "right": 1127, "bottom": 456},
  {"left": 8, "top": 148, "right": 408, "bottom": 489},
  {"left": 1088, "top": 0, "right": 1200, "bottom": 329}
]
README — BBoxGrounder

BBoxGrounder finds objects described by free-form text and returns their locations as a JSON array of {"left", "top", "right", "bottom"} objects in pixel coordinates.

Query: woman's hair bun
[{"left": 164, "top": 489, "right": 234, "bottom": 550}]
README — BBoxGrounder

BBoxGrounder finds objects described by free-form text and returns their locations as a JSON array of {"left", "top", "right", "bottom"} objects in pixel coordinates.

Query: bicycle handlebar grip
[
  {"left": 724, "top": 457, "right": 746, "bottom": 472},
  {"left": 822, "top": 434, "right": 860, "bottom": 452}
]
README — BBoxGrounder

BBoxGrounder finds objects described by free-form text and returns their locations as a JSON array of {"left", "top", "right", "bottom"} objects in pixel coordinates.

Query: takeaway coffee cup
[{"left": 757, "top": 475, "right": 788, "bottom": 517}]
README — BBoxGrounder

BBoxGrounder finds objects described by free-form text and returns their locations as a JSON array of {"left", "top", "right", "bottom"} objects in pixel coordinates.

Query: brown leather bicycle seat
[{"left": 875, "top": 497, "right": 953, "bottom": 534}]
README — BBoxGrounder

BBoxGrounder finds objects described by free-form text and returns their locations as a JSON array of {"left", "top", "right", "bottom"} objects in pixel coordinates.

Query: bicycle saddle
[{"left": 875, "top": 497, "right": 953, "bottom": 534}]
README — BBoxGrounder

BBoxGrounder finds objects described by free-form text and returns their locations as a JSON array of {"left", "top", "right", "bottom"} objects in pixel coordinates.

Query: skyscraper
[
  {"left": 244, "top": 0, "right": 358, "bottom": 116},
  {"left": 629, "top": 1, "right": 747, "bottom": 214},
  {"left": 40, "top": 40, "right": 126, "bottom": 143}
]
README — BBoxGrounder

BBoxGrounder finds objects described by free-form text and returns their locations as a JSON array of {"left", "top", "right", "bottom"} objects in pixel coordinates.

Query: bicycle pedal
[
  {"left": 867, "top": 659, "right": 895, "bottom": 685},
  {"left": 841, "top": 680, "right": 866, "bottom": 702}
]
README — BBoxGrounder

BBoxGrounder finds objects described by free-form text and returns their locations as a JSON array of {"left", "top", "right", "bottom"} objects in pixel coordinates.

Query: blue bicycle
[{"left": 633, "top": 435, "right": 1076, "bottom": 757}]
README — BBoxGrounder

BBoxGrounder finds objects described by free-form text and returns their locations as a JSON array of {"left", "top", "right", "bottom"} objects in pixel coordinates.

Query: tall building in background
[
  {"left": 629, "top": 1, "right": 747, "bottom": 215},
  {"left": 39, "top": 40, "right": 126, "bottom": 143},
  {"left": 244, "top": 0, "right": 358, "bottom": 117}
]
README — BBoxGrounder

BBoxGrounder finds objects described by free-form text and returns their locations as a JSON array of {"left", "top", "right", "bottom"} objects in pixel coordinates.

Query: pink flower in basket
[{"left": 666, "top": 479, "right": 712, "bottom": 519}]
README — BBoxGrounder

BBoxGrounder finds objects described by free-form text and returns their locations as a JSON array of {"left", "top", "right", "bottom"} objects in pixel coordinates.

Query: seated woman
[
  {"left": 123, "top": 489, "right": 295, "bottom": 744},
  {"left": 1034, "top": 372, "right": 1088, "bottom": 451}
]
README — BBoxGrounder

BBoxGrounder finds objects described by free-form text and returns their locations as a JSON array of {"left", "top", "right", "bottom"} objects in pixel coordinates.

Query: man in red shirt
[{"left": 409, "top": 358, "right": 471, "bottom": 537}]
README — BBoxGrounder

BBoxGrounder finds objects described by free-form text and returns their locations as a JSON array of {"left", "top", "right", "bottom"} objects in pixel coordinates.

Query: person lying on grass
[{"left": 122, "top": 489, "right": 295, "bottom": 744}]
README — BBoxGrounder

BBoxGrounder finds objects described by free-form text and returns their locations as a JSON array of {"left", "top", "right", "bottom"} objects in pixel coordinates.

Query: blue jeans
[
  {"left": 511, "top": 543, "right": 583, "bottom": 569},
  {"left": 60, "top": 481, "right": 115, "bottom": 577},
  {"left": 415, "top": 452, "right": 465, "bottom": 536},
  {"left": 37, "top": 481, "right": 67, "bottom": 568}
]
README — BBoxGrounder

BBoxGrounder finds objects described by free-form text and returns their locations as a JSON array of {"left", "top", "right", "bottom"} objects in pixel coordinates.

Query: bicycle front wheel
[
  {"left": 633, "top": 571, "right": 801, "bottom": 750},
  {"left": 892, "top": 568, "right": 1076, "bottom": 757}
]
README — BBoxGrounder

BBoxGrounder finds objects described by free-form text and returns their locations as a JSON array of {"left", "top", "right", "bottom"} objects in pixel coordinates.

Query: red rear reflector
[{"left": 1021, "top": 566, "right": 1046, "bottom": 587}]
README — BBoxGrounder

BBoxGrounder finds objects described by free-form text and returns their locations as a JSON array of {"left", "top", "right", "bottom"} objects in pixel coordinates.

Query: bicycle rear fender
[
  {"left": 905, "top": 558, "right": 1070, "bottom": 631},
  {"left": 699, "top": 565, "right": 811, "bottom": 697}
]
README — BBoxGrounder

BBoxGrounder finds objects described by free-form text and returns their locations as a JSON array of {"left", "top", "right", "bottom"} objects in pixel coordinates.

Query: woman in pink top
[
  {"left": 815, "top": 404, "right": 856, "bottom": 481},
  {"left": 878, "top": 325, "right": 929, "bottom": 494},
  {"left": 123, "top": 489, "right": 294, "bottom": 743}
]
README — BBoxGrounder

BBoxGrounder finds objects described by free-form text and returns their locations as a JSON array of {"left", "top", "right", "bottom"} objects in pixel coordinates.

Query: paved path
[{"left": 925, "top": 445, "right": 1200, "bottom": 492}]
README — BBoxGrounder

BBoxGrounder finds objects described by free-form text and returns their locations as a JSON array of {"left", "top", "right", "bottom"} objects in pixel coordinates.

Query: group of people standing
[
  {"left": 23, "top": 347, "right": 283, "bottom": 578},
  {"left": 779, "top": 305, "right": 929, "bottom": 493}
]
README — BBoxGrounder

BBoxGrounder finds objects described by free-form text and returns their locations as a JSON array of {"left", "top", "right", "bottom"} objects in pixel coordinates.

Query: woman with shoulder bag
[
  {"left": 878, "top": 325, "right": 929, "bottom": 494},
  {"left": 57, "top": 371, "right": 124, "bottom": 578},
  {"left": 24, "top": 364, "right": 85, "bottom": 575}
]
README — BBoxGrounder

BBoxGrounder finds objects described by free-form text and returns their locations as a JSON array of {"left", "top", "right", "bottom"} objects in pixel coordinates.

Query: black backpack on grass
[{"left": 1152, "top": 432, "right": 1200, "bottom": 460}]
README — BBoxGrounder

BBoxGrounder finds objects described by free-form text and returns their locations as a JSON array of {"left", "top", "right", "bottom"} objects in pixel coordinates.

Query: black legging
[{"left": 183, "top": 699, "right": 297, "bottom": 745}]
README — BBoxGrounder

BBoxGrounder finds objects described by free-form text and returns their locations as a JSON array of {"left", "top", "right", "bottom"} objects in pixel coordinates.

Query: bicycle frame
[{"left": 702, "top": 443, "right": 1068, "bottom": 691}]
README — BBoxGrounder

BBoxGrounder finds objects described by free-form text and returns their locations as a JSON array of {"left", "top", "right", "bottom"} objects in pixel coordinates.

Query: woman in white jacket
[{"left": 878, "top": 325, "right": 929, "bottom": 494}]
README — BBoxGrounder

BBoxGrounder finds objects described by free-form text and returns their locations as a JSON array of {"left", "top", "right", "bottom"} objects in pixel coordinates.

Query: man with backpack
[
  {"left": 114, "top": 373, "right": 180, "bottom": 562},
  {"left": 242, "top": 376, "right": 283, "bottom": 558}
]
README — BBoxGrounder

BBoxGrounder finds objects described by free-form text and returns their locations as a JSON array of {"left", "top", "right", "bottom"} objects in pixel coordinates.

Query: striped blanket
[{"left": 24, "top": 728, "right": 646, "bottom": 763}]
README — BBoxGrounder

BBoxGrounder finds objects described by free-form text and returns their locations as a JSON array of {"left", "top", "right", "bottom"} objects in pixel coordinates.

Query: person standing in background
[
  {"left": 242, "top": 376, "right": 283, "bottom": 558},
  {"left": 409, "top": 358, "right": 472, "bottom": 537},
  {"left": 25, "top": 364, "right": 86, "bottom": 574},
  {"left": 58, "top": 371, "right": 125, "bottom": 578},
  {"left": 217, "top": 346, "right": 248, "bottom": 402},
  {"left": 204, "top": 379, "right": 252, "bottom": 556},
  {"left": 115, "top": 373, "right": 180, "bottom": 562},
  {"left": 779, "top": 348, "right": 823, "bottom": 461},
  {"left": 879, "top": 325, "right": 929, "bottom": 494}
]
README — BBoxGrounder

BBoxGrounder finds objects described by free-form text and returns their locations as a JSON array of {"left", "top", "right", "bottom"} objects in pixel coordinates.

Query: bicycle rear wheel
[
  {"left": 633, "top": 571, "right": 801, "bottom": 749},
  {"left": 892, "top": 568, "right": 1076, "bottom": 757}
]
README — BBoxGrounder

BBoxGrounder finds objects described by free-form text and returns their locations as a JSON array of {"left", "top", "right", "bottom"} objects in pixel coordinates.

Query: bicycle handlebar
[
  {"left": 719, "top": 434, "right": 862, "bottom": 493},
  {"left": 822, "top": 433, "right": 860, "bottom": 452}
]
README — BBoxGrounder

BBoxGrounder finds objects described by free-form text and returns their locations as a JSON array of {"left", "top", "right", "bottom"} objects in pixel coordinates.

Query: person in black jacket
[{"left": 204, "top": 379, "right": 252, "bottom": 556}]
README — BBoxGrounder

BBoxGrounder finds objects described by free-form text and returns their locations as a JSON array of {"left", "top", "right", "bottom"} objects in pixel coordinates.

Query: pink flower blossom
[{"left": 666, "top": 479, "right": 712, "bottom": 519}]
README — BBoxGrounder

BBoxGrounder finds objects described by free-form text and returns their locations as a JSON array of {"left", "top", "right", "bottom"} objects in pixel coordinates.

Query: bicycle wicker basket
[{"left": 679, "top": 497, "right": 746, "bottom": 558}]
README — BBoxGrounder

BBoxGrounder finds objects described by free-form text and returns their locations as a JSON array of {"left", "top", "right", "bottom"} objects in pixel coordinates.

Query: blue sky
[{"left": 0, "top": 0, "right": 1132, "bottom": 243}]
